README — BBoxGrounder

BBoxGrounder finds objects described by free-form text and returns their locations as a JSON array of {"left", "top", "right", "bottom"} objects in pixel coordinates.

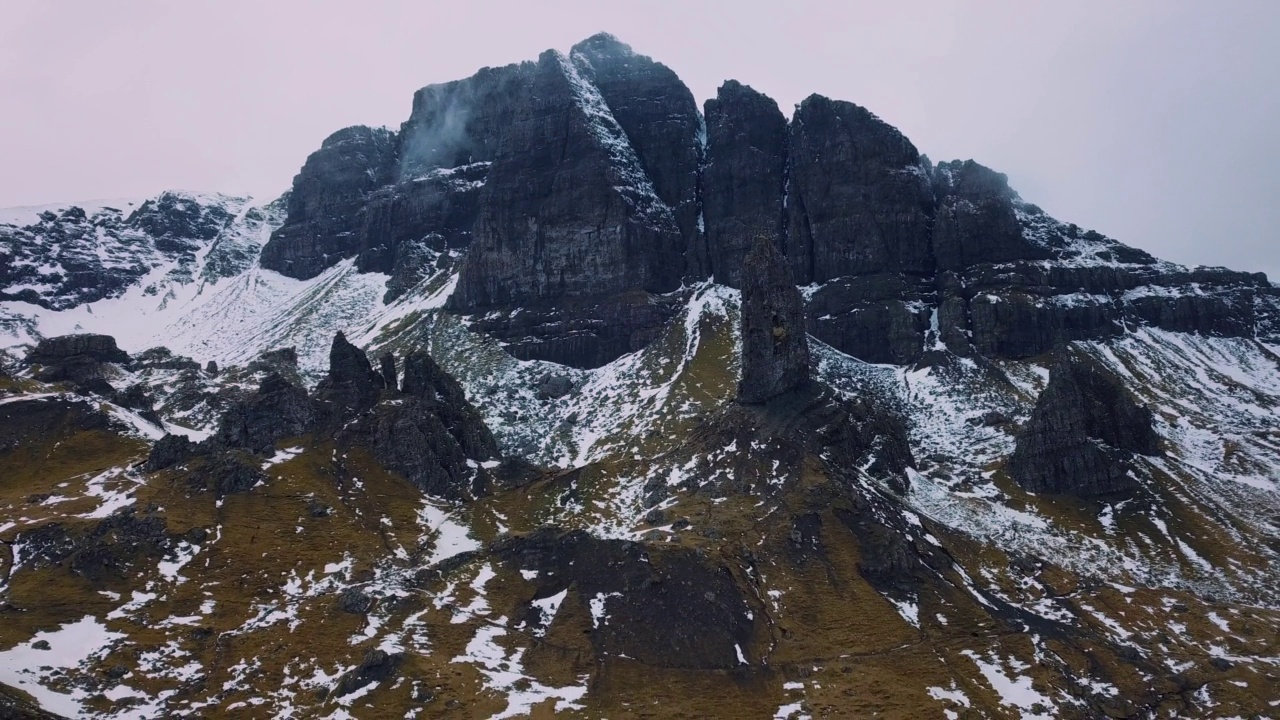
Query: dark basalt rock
[
  {"left": 401, "top": 350, "right": 499, "bottom": 461},
  {"left": 805, "top": 273, "right": 934, "bottom": 365},
  {"left": 216, "top": 372, "right": 315, "bottom": 454},
  {"left": 330, "top": 649, "right": 402, "bottom": 699},
  {"left": 784, "top": 95, "right": 935, "bottom": 283},
  {"left": 398, "top": 63, "right": 532, "bottom": 179},
  {"left": 17, "top": 509, "right": 169, "bottom": 583},
  {"left": 134, "top": 347, "right": 201, "bottom": 371},
  {"left": 496, "top": 529, "right": 755, "bottom": 669},
  {"left": 1008, "top": 347, "right": 1161, "bottom": 497},
  {"left": 572, "top": 33, "right": 703, "bottom": 260},
  {"left": 26, "top": 334, "right": 129, "bottom": 365},
  {"left": 23, "top": 333, "right": 129, "bottom": 388},
  {"left": 356, "top": 397, "right": 488, "bottom": 499},
  {"left": 382, "top": 236, "right": 446, "bottom": 303},
  {"left": 447, "top": 49, "right": 687, "bottom": 368},
  {"left": 701, "top": 80, "right": 788, "bottom": 287},
  {"left": 113, "top": 383, "right": 163, "bottom": 426},
  {"left": 247, "top": 347, "right": 300, "bottom": 377},
  {"left": 738, "top": 237, "right": 810, "bottom": 404},
  {"left": 463, "top": 292, "right": 686, "bottom": 369},
  {"left": 314, "top": 332, "right": 385, "bottom": 417},
  {"left": 0, "top": 397, "right": 110, "bottom": 454},
  {"left": 336, "top": 587, "right": 375, "bottom": 614},
  {"left": 255, "top": 33, "right": 1279, "bottom": 371},
  {"left": 535, "top": 373, "right": 573, "bottom": 400},
  {"left": 146, "top": 434, "right": 199, "bottom": 472},
  {"left": 378, "top": 352, "right": 398, "bottom": 392},
  {"left": 931, "top": 160, "right": 1052, "bottom": 271},
  {"left": 192, "top": 454, "right": 267, "bottom": 496},
  {"left": 259, "top": 126, "right": 398, "bottom": 279},
  {"left": 354, "top": 164, "right": 486, "bottom": 277},
  {"left": 715, "top": 381, "right": 915, "bottom": 495}
]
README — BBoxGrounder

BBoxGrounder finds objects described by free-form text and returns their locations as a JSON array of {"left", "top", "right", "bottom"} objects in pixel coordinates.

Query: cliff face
[
  {"left": 1008, "top": 346, "right": 1162, "bottom": 497},
  {"left": 252, "top": 33, "right": 1280, "bottom": 371}
]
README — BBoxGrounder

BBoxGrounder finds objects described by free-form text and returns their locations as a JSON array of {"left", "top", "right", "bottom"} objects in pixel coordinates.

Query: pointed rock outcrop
[
  {"left": 738, "top": 237, "right": 811, "bottom": 404},
  {"left": 344, "top": 349, "right": 500, "bottom": 499},
  {"left": 1008, "top": 347, "right": 1161, "bottom": 497},
  {"left": 378, "top": 352, "right": 398, "bottom": 392},
  {"left": 701, "top": 81, "right": 788, "bottom": 287},
  {"left": 401, "top": 351, "right": 499, "bottom": 460},
  {"left": 314, "top": 332, "right": 386, "bottom": 415},
  {"left": 259, "top": 126, "right": 398, "bottom": 279}
]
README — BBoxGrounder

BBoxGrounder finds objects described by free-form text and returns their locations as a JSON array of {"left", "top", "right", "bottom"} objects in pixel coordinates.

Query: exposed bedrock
[
  {"left": 200, "top": 332, "right": 502, "bottom": 500},
  {"left": 258, "top": 33, "right": 1277, "bottom": 370},
  {"left": 1008, "top": 346, "right": 1161, "bottom": 498},
  {"left": 738, "top": 236, "right": 810, "bottom": 404},
  {"left": 700, "top": 80, "right": 787, "bottom": 287}
]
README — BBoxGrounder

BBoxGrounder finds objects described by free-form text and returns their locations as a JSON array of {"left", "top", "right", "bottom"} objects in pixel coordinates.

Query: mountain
[{"left": 1, "top": 32, "right": 1278, "bottom": 719}]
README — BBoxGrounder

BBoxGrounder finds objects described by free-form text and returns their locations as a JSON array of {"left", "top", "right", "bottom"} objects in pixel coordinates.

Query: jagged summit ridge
[
  {"left": 242, "top": 32, "right": 1279, "bottom": 371},
  {"left": 5, "top": 33, "right": 1275, "bottom": 373}
]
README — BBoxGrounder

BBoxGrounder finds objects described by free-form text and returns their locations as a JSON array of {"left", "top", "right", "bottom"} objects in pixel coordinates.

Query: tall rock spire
[{"left": 737, "top": 236, "right": 811, "bottom": 403}]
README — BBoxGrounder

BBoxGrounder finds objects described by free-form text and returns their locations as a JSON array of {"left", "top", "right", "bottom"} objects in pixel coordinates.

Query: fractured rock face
[
  {"left": 259, "top": 126, "right": 398, "bottom": 279},
  {"left": 25, "top": 333, "right": 130, "bottom": 387},
  {"left": 1008, "top": 347, "right": 1161, "bottom": 497},
  {"left": 931, "top": 160, "right": 1051, "bottom": 271},
  {"left": 401, "top": 350, "right": 499, "bottom": 461},
  {"left": 738, "top": 237, "right": 810, "bottom": 404},
  {"left": 449, "top": 50, "right": 685, "bottom": 305},
  {"left": 572, "top": 33, "right": 703, "bottom": 259},
  {"left": 216, "top": 372, "right": 315, "bottom": 454},
  {"left": 26, "top": 334, "right": 129, "bottom": 366},
  {"left": 446, "top": 48, "right": 691, "bottom": 368},
  {"left": 784, "top": 94, "right": 935, "bottom": 283},
  {"left": 314, "top": 331, "right": 386, "bottom": 417},
  {"left": 701, "top": 80, "right": 788, "bottom": 287}
]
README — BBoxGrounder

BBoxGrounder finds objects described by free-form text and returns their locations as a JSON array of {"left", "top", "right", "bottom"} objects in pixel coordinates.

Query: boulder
[{"left": 145, "top": 434, "right": 199, "bottom": 472}]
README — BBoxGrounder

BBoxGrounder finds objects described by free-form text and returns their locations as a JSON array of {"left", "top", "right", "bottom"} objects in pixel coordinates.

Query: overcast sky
[{"left": 1, "top": 1, "right": 1276, "bottom": 278}]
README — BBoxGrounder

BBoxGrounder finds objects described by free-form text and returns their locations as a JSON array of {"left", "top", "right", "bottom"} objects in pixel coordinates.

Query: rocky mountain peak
[
  {"left": 701, "top": 80, "right": 788, "bottom": 287},
  {"left": 3, "top": 34, "right": 1280, "bottom": 718}
]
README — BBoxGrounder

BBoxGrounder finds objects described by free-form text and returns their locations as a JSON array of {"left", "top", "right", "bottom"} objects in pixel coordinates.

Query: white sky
[{"left": 1, "top": 0, "right": 1277, "bottom": 278}]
